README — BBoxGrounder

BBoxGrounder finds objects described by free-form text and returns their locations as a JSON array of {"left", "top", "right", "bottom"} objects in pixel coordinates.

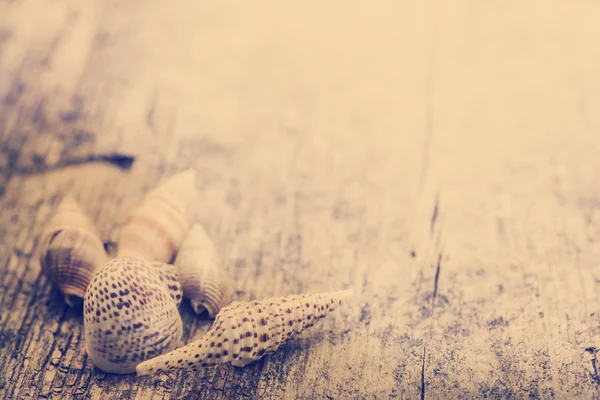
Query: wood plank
[{"left": 1, "top": 0, "right": 599, "bottom": 399}]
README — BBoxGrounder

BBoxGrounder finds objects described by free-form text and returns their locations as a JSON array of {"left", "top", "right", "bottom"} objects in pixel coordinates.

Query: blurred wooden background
[{"left": 1, "top": 0, "right": 600, "bottom": 399}]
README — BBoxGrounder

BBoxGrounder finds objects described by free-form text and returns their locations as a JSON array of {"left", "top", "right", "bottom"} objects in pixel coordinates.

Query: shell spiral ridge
[
  {"left": 117, "top": 169, "right": 197, "bottom": 263},
  {"left": 39, "top": 196, "right": 108, "bottom": 307},
  {"left": 175, "top": 224, "right": 232, "bottom": 317}
]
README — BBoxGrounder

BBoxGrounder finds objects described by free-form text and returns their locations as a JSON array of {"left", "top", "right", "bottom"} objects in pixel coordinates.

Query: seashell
[
  {"left": 136, "top": 289, "right": 353, "bottom": 375},
  {"left": 39, "top": 196, "right": 109, "bottom": 307},
  {"left": 175, "top": 224, "right": 232, "bottom": 317},
  {"left": 84, "top": 257, "right": 184, "bottom": 374},
  {"left": 117, "top": 169, "right": 197, "bottom": 263}
]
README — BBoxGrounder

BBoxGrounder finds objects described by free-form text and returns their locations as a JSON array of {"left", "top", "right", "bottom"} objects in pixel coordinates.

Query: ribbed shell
[
  {"left": 117, "top": 169, "right": 197, "bottom": 263},
  {"left": 84, "top": 257, "right": 184, "bottom": 374},
  {"left": 175, "top": 224, "right": 232, "bottom": 317},
  {"left": 136, "top": 290, "right": 353, "bottom": 375},
  {"left": 39, "top": 196, "right": 108, "bottom": 307}
]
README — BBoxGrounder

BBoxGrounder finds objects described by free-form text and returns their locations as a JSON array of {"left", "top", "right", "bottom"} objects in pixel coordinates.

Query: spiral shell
[
  {"left": 84, "top": 257, "right": 184, "bottom": 374},
  {"left": 117, "top": 169, "right": 197, "bottom": 263},
  {"left": 136, "top": 289, "right": 353, "bottom": 375},
  {"left": 175, "top": 224, "right": 232, "bottom": 317},
  {"left": 39, "top": 196, "right": 108, "bottom": 307}
]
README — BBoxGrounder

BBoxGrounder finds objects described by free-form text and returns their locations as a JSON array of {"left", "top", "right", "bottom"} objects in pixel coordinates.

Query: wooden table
[{"left": 1, "top": 1, "right": 600, "bottom": 399}]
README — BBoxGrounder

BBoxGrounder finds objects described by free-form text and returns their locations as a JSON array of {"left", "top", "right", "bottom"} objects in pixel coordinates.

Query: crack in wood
[
  {"left": 420, "top": 346, "right": 427, "bottom": 400},
  {"left": 430, "top": 195, "right": 439, "bottom": 235},
  {"left": 10, "top": 153, "right": 135, "bottom": 175},
  {"left": 432, "top": 254, "right": 442, "bottom": 306},
  {"left": 586, "top": 348, "right": 600, "bottom": 386},
  {"left": 420, "top": 252, "right": 443, "bottom": 400},
  {"left": 419, "top": 182, "right": 444, "bottom": 400},
  {"left": 591, "top": 358, "right": 600, "bottom": 385}
]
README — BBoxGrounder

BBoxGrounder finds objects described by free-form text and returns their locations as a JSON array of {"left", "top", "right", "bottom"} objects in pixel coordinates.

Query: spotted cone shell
[
  {"left": 175, "top": 224, "right": 232, "bottom": 317},
  {"left": 117, "top": 169, "right": 197, "bottom": 263},
  {"left": 84, "top": 257, "right": 184, "bottom": 374},
  {"left": 39, "top": 196, "right": 108, "bottom": 307},
  {"left": 136, "top": 290, "right": 353, "bottom": 375}
]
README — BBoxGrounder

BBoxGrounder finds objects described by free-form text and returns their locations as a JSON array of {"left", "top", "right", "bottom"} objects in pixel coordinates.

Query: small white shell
[
  {"left": 84, "top": 257, "right": 184, "bottom": 374},
  {"left": 39, "top": 196, "right": 108, "bottom": 307},
  {"left": 136, "top": 289, "right": 353, "bottom": 375},
  {"left": 117, "top": 169, "right": 197, "bottom": 263},
  {"left": 175, "top": 224, "right": 232, "bottom": 317}
]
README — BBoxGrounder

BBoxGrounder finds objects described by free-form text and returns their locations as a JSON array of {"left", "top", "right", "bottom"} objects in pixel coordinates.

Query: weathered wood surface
[{"left": 1, "top": 0, "right": 600, "bottom": 398}]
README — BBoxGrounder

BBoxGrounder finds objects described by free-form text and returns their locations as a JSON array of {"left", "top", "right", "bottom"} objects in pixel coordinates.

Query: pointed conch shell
[
  {"left": 84, "top": 257, "right": 184, "bottom": 374},
  {"left": 117, "top": 169, "right": 197, "bottom": 263},
  {"left": 136, "top": 290, "right": 353, "bottom": 375},
  {"left": 39, "top": 196, "right": 108, "bottom": 307},
  {"left": 175, "top": 224, "right": 232, "bottom": 317}
]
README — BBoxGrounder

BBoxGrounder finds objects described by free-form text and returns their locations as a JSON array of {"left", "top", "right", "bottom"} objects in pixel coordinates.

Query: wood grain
[{"left": 1, "top": 0, "right": 600, "bottom": 398}]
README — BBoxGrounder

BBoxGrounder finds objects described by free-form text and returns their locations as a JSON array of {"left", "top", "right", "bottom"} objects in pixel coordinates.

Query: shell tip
[
  {"left": 189, "top": 223, "right": 210, "bottom": 240},
  {"left": 148, "top": 168, "right": 198, "bottom": 210},
  {"left": 179, "top": 168, "right": 197, "bottom": 180},
  {"left": 167, "top": 168, "right": 197, "bottom": 189},
  {"left": 57, "top": 195, "right": 80, "bottom": 211},
  {"left": 136, "top": 362, "right": 151, "bottom": 376}
]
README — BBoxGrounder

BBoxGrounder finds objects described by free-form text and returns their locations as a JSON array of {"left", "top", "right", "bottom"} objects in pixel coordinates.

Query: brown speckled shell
[
  {"left": 117, "top": 169, "right": 197, "bottom": 263},
  {"left": 136, "top": 290, "right": 353, "bottom": 376},
  {"left": 175, "top": 224, "right": 232, "bottom": 317},
  {"left": 39, "top": 196, "right": 108, "bottom": 307},
  {"left": 84, "top": 257, "right": 184, "bottom": 374}
]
